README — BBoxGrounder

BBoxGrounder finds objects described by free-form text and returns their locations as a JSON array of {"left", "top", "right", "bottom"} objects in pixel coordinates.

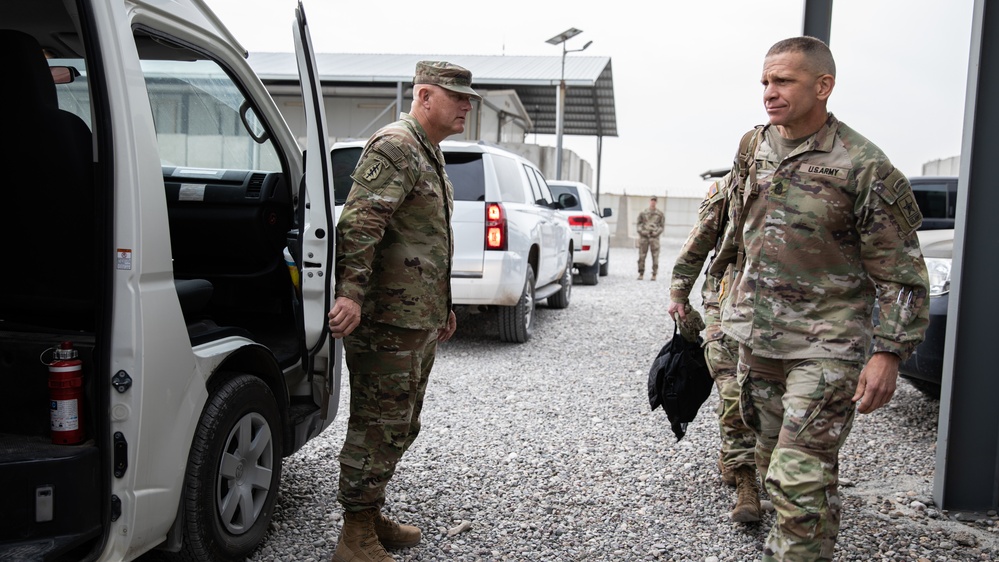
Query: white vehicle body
[
  {"left": 547, "top": 180, "right": 612, "bottom": 285},
  {"left": 0, "top": 1, "right": 339, "bottom": 560},
  {"left": 331, "top": 140, "right": 575, "bottom": 342}
]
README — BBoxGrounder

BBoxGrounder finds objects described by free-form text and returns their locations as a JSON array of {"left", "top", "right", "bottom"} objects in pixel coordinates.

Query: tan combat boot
[
  {"left": 651, "top": 273, "right": 657, "bottom": 281},
  {"left": 718, "top": 453, "right": 736, "bottom": 487},
  {"left": 730, "top": 466, "right": 762, "bottom": 523},
  {"left": 332, "top": 509, "right": 394, "bottom": 562},
  {"left": 374, "top": 511, "right": 422, "bottom": 549},
  {"left": 637, "top": 273, "right": 644, "bottom": 280}
]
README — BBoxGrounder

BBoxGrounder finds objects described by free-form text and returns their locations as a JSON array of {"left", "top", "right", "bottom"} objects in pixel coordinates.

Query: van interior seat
[{"left": 0, "top": 29, "right": 96, "bottom": 330}]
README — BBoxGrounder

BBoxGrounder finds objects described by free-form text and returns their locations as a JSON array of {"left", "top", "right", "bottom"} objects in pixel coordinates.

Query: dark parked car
[{"left": 910, "top": 176, "right": 958, "bottom": 230}]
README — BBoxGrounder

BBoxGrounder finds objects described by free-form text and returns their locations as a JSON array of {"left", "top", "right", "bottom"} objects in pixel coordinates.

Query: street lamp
[{"left": 546, "top": 27, "right": 592, "bottom": 181}]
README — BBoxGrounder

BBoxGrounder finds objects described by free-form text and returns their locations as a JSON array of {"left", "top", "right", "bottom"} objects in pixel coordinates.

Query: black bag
[{"left": 648, "top": 323, "right": 713, "bottom": 440}]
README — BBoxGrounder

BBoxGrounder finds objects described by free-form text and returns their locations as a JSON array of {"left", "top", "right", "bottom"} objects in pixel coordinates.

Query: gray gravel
[{"left": 250, "top": 243, "right": 999, "bottom": 562}]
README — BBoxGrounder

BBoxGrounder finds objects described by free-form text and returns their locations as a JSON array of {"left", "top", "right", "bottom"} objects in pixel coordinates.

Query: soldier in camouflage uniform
[
  {"left": 327, "top": 61, "right": 479, "bottom": 562},
  {"left": 636, "top": 195, "right": 665, "bottom": 280},
  {"left": 710, "top": 38, "right": 930, "bottom": 561},
  {"left": 668, "top": 171, "right": 762, "bottom": 523}
]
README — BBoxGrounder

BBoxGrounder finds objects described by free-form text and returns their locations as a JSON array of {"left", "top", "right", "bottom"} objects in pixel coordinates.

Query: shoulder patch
[
  {"left": 351, "top": 152, "right": 397, "bottom": 192},
  {"left": 874, "top": 166, "right": 922, "bottom": 235}
]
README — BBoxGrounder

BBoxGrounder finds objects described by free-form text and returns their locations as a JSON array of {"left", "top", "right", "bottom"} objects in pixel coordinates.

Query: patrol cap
[
  {"left": 650, "top": 195, "right": 658, "bottom": 201},
  {"left": 414, "top": 61, "right": 481, "bottom": 100}
]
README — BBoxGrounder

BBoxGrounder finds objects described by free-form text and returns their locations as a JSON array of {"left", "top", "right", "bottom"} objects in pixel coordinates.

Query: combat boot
[
  {"left": 374, "top": 511, "right": 422, "bottom": 549},
  {"left": 637, "top": 273, "right": 644, "bottom": 280},
  {"left": 718, "top": 452, "right": 736, "bottom": 487},
  {"left": 332, "top": 509, "right": 394, "bottom": 562},
  {"left": 651, "top": 272, "right": 657, "bottom": 281},
  {"left": 730, "top": 466, "right": 761, "bottom": 523}
]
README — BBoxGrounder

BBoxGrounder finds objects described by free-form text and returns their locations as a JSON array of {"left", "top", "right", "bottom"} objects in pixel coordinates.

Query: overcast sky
[{"left": 204, "top": 0, "right": 974, "bottom": 198}]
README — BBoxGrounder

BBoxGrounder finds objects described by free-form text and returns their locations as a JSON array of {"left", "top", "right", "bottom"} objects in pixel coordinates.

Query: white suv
[
  {"left": 1, "top": 2, "right": 338, "bottom": 560},
  {"left": 548, "top": 180, "right": 612, "bottom": 285},
  {"left": 332, "top": 140, "right": 576, "bottom": 343}
]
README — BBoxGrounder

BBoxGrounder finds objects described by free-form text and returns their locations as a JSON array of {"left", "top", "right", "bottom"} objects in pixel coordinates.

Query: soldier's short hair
[{"left": 766, "top": 36, "right": 836, "bottom": 78}]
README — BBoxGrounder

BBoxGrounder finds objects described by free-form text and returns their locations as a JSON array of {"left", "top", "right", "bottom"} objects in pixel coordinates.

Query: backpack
[{"left": 647, "top": 323, "right": 713, "bottom": 441}]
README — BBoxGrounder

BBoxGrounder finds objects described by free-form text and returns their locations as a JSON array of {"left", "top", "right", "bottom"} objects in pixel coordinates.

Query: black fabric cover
[{"left": 648, "top": 324, "right": 713, "bottom": 440}]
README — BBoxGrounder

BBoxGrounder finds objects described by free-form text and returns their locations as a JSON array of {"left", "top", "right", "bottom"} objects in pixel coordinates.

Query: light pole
[{"left": 546, "top": 27, "right": 591, "bottom": 181}]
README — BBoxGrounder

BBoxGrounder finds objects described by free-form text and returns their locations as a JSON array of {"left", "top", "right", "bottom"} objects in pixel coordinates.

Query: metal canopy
[{"left": 247, "top": 52, "right": 618, "bottom": 138}]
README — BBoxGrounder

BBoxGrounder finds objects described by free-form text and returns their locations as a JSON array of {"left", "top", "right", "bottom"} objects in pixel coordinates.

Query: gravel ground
[{"left": 249, "top": 243, "right": 999, "bottom": 562}]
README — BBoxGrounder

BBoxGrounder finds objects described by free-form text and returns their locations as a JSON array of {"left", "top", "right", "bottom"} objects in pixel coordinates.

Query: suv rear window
[
  {"left": 332, "top": 147, "right": 487, "bottom": 203},
  {"left": 549, "top": 185, "right": 582, "bottom": 210},
  {"left": 443, "top": 152, "right": 485, "bottom": 201}
]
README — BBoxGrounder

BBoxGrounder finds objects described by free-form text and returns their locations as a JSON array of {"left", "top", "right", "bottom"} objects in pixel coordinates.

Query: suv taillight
[
  {"left": 485, "top": 202, "right": 506, "bottom": 251},
  {"left": 567, "top": 215, "right": 594, "bottom": 229}
]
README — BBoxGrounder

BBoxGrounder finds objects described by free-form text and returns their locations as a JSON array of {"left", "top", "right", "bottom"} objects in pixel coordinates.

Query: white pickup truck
[
  {"left": 1, "top": 1, "right": 339, "bottom": 560},
  {"left": 332, "top": 140, "right": 576, "bottom": 343}
]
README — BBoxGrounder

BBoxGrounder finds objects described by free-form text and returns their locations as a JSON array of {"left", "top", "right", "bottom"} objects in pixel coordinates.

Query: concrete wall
[{"left": 922, "top": 156, "right": 961, "bottom": 176}]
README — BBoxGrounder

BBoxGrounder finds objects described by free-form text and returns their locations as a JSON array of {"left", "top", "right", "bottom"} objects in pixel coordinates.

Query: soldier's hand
[
  {"left": 437, "top": 310, "right": 457, "bottom": 343},
  {"left": 853, "top": 352, "right": 900, "bottom": 414},
  {"left": 667, "top": 301, "right": 687, "bottom": 321},
  {"left": 328, "top": 296, "right": 361, "bottom": 339}
]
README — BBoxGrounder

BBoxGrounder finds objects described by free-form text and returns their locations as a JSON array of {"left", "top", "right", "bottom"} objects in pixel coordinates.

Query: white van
[{"left": 0, "top": 1, "right": 339, "bottom": 560}]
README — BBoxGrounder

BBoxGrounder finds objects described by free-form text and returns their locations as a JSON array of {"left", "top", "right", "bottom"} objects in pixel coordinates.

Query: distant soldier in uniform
[
  {"left": 327, "top": 60, "right": 478, "bottom": 562},
  {"left": 668, "top": 171, "right": 762, "bottom": 523},
  {"left": 636, "top": 195, "right": 665, "bottom": 280},
  {"left": 711, "top": 37, "right": 930, "bottom": 561}
]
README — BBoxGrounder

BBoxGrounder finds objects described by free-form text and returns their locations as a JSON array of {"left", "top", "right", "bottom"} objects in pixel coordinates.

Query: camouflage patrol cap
[{"left": 414, "top": 60, "right": 481, "bottom": 100}]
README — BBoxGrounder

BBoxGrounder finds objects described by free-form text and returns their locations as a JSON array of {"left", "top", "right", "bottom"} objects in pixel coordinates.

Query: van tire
[
  {"left": 180, "top": 374, "right": 283, "bottom": 561},
  {"left": 548, "top": 259, "right": 573, "bottom": 309},
  {"left": 499, "top": 265, "right": 535, "bottom": 343}
]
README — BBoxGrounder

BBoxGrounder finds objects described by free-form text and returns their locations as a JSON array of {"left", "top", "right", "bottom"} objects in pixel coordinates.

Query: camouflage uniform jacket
[
  {"left": 669, "top": 173, "right": 733, "bottom": 343},
  {"left": 636, "top": 208, "right": 665, "bottom": 238},
  {"left": 335, "top": 113, "right": 454, "bottom": 330},
  {"left": 717, "top": 114, "right": 930, "bottom": 361}
]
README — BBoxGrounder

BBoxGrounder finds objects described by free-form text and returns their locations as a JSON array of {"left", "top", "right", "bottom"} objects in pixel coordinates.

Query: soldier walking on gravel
[
  {"left": 327, "top": 61, "right": 477, "bottom": 562},
  {"left": 668, "top": 171, "right": 762, "bottom": 524},
  {"left": 636, "top": 195, "right": 665, "bottom": 280},
  {"left": 710, "top": 37, "right": 930, "bottom": 561}
]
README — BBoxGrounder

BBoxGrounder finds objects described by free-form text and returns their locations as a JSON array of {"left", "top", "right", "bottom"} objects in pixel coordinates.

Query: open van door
[{"left": 292, "top": 1, "right": 340, "bottom": 420}]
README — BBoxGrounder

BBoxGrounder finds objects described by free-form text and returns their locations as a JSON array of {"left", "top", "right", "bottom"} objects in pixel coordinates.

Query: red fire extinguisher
[{"left": 48, "top": 341, "right": 84, "bottom": 445}]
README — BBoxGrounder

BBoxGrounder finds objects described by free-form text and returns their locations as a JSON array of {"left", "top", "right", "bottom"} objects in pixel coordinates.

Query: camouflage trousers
[
  {"left": 737, "top": 345, "right": 860, "bottom": 562},
  {"left": 637, "top": 236, "right": 661, "bottom": 275},
  {"left": 337, "top": 321, "right": 438, "bottom": 512},
  {"left": 705, "top": 335, "right": 755, "bottom": 471}
]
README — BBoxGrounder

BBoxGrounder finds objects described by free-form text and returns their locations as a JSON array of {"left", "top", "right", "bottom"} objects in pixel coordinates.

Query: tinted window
[
  {"left": 549, "top": 184, "right": 582, "bottom": 210},
  {"left": 332, "top": 146, "right": 362, "bottom": 204},
  {"left": 524, "top": 165, "right": 545, "bottom": 204},
  {"left": 443, "top": 152, "right": 485, "bottom": 201},
  {"left": 491, "top": 154, "right": 528, "bottom": 203},
  {"left": 911, "top": 180, "right": 956, "bottom": 220},
  {"left": 533, "top": 169, "right": 555, "bottom": 205}
]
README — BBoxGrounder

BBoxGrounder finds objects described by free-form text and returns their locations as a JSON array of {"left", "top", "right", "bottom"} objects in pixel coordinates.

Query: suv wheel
[
  {"left": 181, "top": 374, "right": 283, "bottom": 561},
  {"left": 499, "top": 265, "right": 536, "bottom": 343},
  {"left": 548, "top": 257, "right": 573, "bottom": 309}
]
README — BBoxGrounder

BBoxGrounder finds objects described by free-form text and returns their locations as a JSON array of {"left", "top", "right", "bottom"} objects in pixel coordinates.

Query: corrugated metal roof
[{"left": 247, "top": 52, "right": 617, "bottom": 138}]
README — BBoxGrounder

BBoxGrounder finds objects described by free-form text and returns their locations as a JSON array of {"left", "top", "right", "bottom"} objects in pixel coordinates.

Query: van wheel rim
[{"left": 216, "top": 412, "right": 274, "bottom": 534}]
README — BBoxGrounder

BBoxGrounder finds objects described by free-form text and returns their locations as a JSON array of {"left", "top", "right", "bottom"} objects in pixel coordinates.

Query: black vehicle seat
[{"left": 0, "top": 30, "right": 96, "bottom": 330}]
